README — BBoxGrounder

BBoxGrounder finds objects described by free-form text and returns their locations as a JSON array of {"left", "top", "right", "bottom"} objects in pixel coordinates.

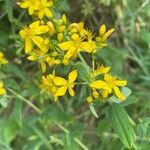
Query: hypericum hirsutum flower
[
  {"left": 18, "top": 0, "right": 54, "bottom": 19},
  {"left": 58, "top": 34, "right": 97, "bottom": 61},
  {"left": 27, "top": 39, "right": 61, "bottom": 73},
  {"left": 89, "top": 73, "right": 127, "bottom": 101},
  {"left": 40, "top": 73, "right": 59, "bottom": 101},
  {"left": 90, "top": 65, "right": 111, "bottom": 78},
  {"left": 96, "top": 24, "right": 114, "bottom": 47},
  {"left": 36, "top": 0, "right": 54, "bottom": 19},
  {"left": 103, "top": 74, "right": 127, "bottom": 100},
  {"left": 53, "top": 70, "right": 77, "bottom": 97},
  {"left": 0, "top": 81, "right": 6, "bottom": 96},
  {"left": 18, "top": 7, "right": 127, "bottom": 104},
  {"left": 68, "top": 22, "right": 88, "bottom": 37},
  {"left": 0, "top": 52, "right": 8, "bottom": 65},
  {"left": 19, "top": 21, "right": 49, "bottom": 53},
  {"left": 87, "top": 64, "right": 127, "bottom": 102},
  {"left": 17, "top": 0, "right": 39, "bottom": 15}
]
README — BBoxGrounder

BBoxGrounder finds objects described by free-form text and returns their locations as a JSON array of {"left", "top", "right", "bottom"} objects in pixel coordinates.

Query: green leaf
[
  {"left": 0, "top": 118, "right": 20, "bottom": 144},
  {"left": 75, "top": 62, "right": 91, "bottom": 82},
  {"left": 0, "top": 72, "right": 6, "bottom": 80},
  {"left": 55, "top": 0, "right": 70, "bottom": 12},
  {"left": 12, "top": 100, "right": 23, "bottom": 127},
  {"left": 0, "top": 94, "right": 8, "bottom": 108},
  {"left": 97, "top": 118, "right": 110, "bottom": 137},
  {"left": 4, "top": 79, "right": 20, "bottom": 91},
  {"left": 108, "top": 103, "right": 135, "bottom": 149},
  {"left": 3, "top": 63, "right": 27, "bottom": 81},
  {"left": 41, "top": 106, "right": 74, "bottom": 123},
  {"left": 89, "top": 103, "right": 98, "bottom": 118},
  {"left": 4, "top": 0, "right": 13, "bottom": 22},
  {"left": 121, "top": 95, "right": 138, "bottom": 107},
  {"left": 140, "top": 31, "right": 150, "bottom": 44},
  {"left": 0, "top": 140, "right": 13, "bottom": 150}
]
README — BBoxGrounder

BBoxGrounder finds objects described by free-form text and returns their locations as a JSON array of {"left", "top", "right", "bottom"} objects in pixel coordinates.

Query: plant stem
[
  {"left": 8, "top": 88, "right": 42, "bottom": 114},
  {"left": 8, "top": 88, "right": 89, "bottom": 149},
  {"left": 78, "top": 53, "right": 87, "bottom": 66},
  {"left": 56, "top": 123, "right": 89, "bottom": 150},
  {"left": 74, "top": 138, "right": 89, "bottom": 150}
]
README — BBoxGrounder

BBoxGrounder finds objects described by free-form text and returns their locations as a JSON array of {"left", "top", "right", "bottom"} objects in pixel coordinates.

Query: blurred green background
[{"left": 0, "top": 0, "right": 150, "bottom": 149}]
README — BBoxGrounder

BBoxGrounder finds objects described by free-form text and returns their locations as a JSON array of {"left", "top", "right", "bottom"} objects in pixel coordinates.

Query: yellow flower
[
  {"left": 68, "top": 22, "right": 87, "bottom": 37},
  {"left": 18, "top": 0, "right": 54, "bottom": 19},
  {"left": 96, "top": 24, "right": 114, "bottom": 47},
  {"left": 0, "top": 81, "right": 6, "bottom": 96},
  {"left": 28, "top": 50, "right": 47, "bottom": 73},
  {"left": 90, "top": 65, "right": 111, "bottom": 78},
  {"left": 53, "top": 70, "right": 77, "bottom": 97},
  {"left": 0, "top": 52, "right": 8, "bottom": 65},
  {"left": 40, "top": 74, "right": 58, "bottom": 101},
  {"left": 104, "top": 74, "right": 127, "bottom": 100},
  {"left": 58, "top": 34, "right": 96, "bottom": 60},
  {"left": 36, "top": 0, "right": 54, "bottom": 19},
  {"left": 27, "top": 39, "right": 60, "bottom": 73},
  {"left": 19, "top": 21, "right": 49, "bottom": 53},
  {"left": 17, "top": 0, "right": 39, "bottom": 15},
  {"left": 90, "top": 80, "right": 111, "bottom": 92}
]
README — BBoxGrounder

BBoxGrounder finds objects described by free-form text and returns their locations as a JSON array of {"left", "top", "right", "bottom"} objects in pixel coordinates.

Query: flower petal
[
  {"left": 45, "top": 8, "right": 53, "bottom": 17},
  {"left": 68, "top": 70, "right": 77, "bottom": 83},
  {"left": 81, "top": 41, "right": 97, "bottom": 53},
  {"left": 68, "top": 86, "right": 75, "bottom": 96},
  {"left": 102, "top": 28, "right": 114, "bottom": 41},
  {"left": 102, "top": 90, "right": 109, "bottom": 98},
  {"left": 32, "top": 36, "right": 44, "bottom": 48},
  {"left": 58, "top": 41, "right": 74, "bottom": 51},
  {"left": 116, "top": 80, "right": 127, "bottom": 86},
  {"left": 99, "top": 24, "right": 106, "bottom": 35},
  {"left": 53, "top": 77, "right": 67, "bottom": 86},
  {"left": 35, "top": 25, "right": 49, "bottom": 34},
  {"left": 64, "top": 47, "right": 76, "bottom": 59},
  {"left": 25, "top": 38, "right": 32, "bottom": 53},
  {"left": 113, "top": 86, "right": 126, "bottom": 100},
  {"left": 90, "top": 80, "right": 111, "bottom": 92},
  {"left": 55, "top": 86, "right": 67, "bottom": 96},
  {"left": 29, "top": 21, "right": 40, "bottom": 29}
]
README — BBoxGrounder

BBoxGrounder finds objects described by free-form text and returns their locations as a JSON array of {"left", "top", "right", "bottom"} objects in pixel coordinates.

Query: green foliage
[
  {"left": 0, "top": 0, "right": 149, "bottom": 149},
  {"left": 108, "top": 103, "right": 135, "bottom": 149},
  {"left": 75, "top": 61, "right": 91, "bottom": 82}
]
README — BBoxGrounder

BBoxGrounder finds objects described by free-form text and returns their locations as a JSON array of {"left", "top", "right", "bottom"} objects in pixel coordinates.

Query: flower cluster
[
  {"left": 18, "top": 1, "right": 127, "bottom": 103},
  {"left": 17, "top": 0, "right": 54, "bottom": 19},
  {"left": 0, "top": 52, "right": 8, "bottom": 96},
  {"left": 88, "top": 65, "right": 127, "bottom": 102},
  {"left": 40, "top": 70, "right": 77, "bottom": 101}
]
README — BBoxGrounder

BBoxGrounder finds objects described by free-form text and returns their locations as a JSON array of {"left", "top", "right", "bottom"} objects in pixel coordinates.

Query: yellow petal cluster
[
  {"left": 18, "top": 0, "right": 54, "bottom": 19},
  {"left": 19, "top": 21, "right": 49, "bottom": 53},
  {"left": 88, "top": 65, "right": 127, "bottom": 102},
  {"left": 18, "top": 4, "right": 128, "bottom": 103},
  {"left": 40, "top": 70, "right": 77, "bottom": 101},
  {"left": 96, "top": 24, "right": 115, "bottom": 47}
]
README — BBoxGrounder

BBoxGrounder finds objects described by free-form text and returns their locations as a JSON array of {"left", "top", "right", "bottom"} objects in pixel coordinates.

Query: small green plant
[{"left": 0, "top": 0, "right": 149, "bottom": 149}]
